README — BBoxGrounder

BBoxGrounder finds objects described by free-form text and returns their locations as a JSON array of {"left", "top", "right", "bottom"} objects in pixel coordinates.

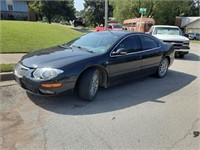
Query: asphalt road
[{"left": 0, "top": 43, "right": 200, "bottom": 150}]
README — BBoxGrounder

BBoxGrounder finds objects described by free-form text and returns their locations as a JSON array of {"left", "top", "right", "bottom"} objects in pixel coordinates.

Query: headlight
[
  {"left": 33, "top": 68, "right": 63, "bottom": 80},
  {"left": 184, "top": 40, "right": 190, "bottom": 44}
]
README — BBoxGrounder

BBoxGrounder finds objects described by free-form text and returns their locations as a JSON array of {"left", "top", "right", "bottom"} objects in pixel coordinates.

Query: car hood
[
  {"left": 153, "top": 34, "right": 189, "bottom": 41},
  {"left": 20, "top": 46, "right": 97, "bottom": 68}
]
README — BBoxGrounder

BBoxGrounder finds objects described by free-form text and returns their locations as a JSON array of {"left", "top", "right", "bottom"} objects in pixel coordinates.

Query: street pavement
[{"left": 0, "top": 43, "right": 199, "bottom": 149}]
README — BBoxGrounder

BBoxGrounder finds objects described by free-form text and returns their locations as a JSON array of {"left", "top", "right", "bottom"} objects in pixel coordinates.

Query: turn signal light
[{"left": 41, "top": 83, "right": 62, "bottom": 88}]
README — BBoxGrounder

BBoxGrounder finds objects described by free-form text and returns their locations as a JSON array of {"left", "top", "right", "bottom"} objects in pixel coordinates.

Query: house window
[{"left": 7, "top": 0, "right": 13, "bottom": 11}]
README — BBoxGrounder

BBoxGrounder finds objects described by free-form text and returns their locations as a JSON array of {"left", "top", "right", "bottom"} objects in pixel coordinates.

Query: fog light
[{"left": 39, "top": 89, "right": 55, "bottom": 94}]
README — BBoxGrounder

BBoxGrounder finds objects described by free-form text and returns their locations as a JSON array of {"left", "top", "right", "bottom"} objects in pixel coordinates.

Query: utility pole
[
  {"left": 199, "top": 0, "right": 200, "bottom": 16},
  {"left": 105, "top": 0, "right": 108, "bottom": 30}
]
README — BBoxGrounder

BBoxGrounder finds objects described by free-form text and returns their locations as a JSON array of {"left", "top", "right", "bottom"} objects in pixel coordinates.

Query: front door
[{"left": 108, "top": 35, "right": 142, "bottom": 81}]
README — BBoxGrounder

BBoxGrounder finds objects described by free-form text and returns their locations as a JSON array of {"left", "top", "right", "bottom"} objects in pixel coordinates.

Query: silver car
[{"left": 188, "top": 33, "right": 200, "bottom": 40}]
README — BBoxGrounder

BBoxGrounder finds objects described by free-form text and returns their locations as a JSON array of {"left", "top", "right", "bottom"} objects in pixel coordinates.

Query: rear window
[
  {"left": 113, "top": 24, "right": 123, "bottom": 29},
  {"left": 139, "top": 36, "right": 160, "bottom": 50}
]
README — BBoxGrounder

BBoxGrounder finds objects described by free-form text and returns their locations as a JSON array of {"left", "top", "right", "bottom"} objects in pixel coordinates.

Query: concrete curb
[{"left": 0, "top": 72, "right": 14, "bottom": 81}]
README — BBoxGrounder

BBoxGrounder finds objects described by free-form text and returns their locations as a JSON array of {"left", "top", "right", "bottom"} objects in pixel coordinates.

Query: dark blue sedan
[{"left": 14, "top": 31, "right": 175, "bottom": 101}]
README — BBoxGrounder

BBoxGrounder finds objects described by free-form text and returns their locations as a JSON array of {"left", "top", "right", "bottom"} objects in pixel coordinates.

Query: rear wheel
[
  {"left": 78, "top": 69, "right": 99, "bottom": 101},
  {"left": 156, "top": 58, "right": 169, "bottom": 78}
]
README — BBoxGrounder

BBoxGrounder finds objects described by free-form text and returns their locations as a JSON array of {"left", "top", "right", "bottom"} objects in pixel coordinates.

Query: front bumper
[
  {"left": 174, "top": 45, "right": 190, "bottom": 53},
  {"left": 14, "top": 65, "right": 76, "bottom": 96},
  {"left": 14, "top": 75, "right": 76, "bottom": 96}
]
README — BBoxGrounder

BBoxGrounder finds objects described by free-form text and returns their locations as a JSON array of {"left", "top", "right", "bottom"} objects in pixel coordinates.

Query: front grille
[
  {"left": 163, "top": 40, "right": 183, "bottom": 49},
  {"left": 14, "top": 63, "right": 29, "bottom": 78}
]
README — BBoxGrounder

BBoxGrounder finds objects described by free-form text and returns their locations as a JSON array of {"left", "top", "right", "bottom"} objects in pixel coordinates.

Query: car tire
[
  {"left": 78, "top": 69, "right": 100, "bottom": 101},
  {"left": 156, "top": 58, "right": 169, "bottom": 78}
]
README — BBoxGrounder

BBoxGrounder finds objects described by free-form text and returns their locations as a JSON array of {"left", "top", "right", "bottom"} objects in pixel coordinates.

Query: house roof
[{"left": 181, "top": 17, "right": 200, "bottom": 27}]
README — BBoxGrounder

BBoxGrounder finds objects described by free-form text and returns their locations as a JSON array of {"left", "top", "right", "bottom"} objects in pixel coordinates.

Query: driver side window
[{"left": 115, "top": 35, "right": 141, "bottom": 53}]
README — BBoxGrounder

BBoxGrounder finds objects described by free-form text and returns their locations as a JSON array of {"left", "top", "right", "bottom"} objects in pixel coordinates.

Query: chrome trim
[
  {"left": 175, "top": 49, "right": 190, "bottom": 52},
  {"left": 14, "top": 63, "right": 29, "bottom": 78}
]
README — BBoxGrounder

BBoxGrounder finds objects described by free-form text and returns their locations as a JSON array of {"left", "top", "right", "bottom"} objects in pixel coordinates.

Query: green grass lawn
[
  {"left": 190, "top": 40, "right": 200, "bottom": 43},
  {"left": 0, "top": 21, "right": 83, "bottom": 53},
  {"left": 0, "top": 64, "right": 15, "bottom": 72}
]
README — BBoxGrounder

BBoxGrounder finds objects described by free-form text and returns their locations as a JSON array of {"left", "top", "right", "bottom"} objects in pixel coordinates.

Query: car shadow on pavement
[
  {"left": 176, "top": 52, "right": 200, "bottom": 61},
  {"left": 28, "top": 70, "right": 197, "bottom": 115}
]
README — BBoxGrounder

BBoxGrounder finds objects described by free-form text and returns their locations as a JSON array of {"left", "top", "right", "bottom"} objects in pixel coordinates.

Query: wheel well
[
  {"left": 164, "top": 56, "right": 170, "bottom": 65},
  {"left": 74, "top": 66, "right": 108, "bottom": 91}
]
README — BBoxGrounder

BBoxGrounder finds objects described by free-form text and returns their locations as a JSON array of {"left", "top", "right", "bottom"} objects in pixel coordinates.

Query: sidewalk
[
  {"left": 0, "top": 53, "right": 26, "bottom": 64},
  {"left": 0, "top": 53, "right": 26, "bottom": 82}
]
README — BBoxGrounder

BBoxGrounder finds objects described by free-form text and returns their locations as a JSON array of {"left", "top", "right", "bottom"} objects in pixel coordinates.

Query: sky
[{"left": 74, "top": 0, "right": 84, "bottom": 11}]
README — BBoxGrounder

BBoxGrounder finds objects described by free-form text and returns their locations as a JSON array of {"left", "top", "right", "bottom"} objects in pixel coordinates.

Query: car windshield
[
  {"left": 113, "top": 24, "right": 123, "bottom": 29},
  {"left": 155, "top": 27, "right": 181, "bottom": 35},
  {"left": 64, "top": 32, "right": 119, "bottom": 53}
]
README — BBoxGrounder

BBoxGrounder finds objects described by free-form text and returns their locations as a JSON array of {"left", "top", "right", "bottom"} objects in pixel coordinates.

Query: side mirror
[{"left": 112, "top": 48, "right": 127, "bottom": 56}]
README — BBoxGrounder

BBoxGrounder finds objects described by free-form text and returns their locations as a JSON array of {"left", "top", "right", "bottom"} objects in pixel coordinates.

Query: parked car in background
[
  {"left": 188, "top": 33, "right": 200, "bottom": 40},
  {"left": 148, "top": 25, "right": 190, "bottom": 58},
  {"left": 73, "top": 18, "right": 86, "bottom": 27},
  {"left": 96, "top": 23, "right": 124, "bottom": 31},
  {"left": 14, "top": 31, "right": 174, "bottom": 101}
]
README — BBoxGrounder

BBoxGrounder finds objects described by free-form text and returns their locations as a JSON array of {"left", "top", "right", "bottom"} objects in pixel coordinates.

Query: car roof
[{"left": 94, "top": 30, "right": 144, "bottom": 36}]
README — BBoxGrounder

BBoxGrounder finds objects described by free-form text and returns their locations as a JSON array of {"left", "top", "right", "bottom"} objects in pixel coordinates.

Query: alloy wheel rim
[
  {"left": 159, "top": 59, "right": 168, "bottom": 76},
  {"left": 90, "top": 73, "right": 99, "bottom": 96}
]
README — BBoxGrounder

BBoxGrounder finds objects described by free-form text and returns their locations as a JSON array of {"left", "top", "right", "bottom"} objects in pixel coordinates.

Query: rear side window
[{"left": 139, "top": 36, "right": 160, "bottom": 50}]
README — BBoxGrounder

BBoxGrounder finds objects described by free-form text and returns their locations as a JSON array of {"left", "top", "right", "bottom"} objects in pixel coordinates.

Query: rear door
[{"left": 138, "top": 35, "right": 162, "bottom": 75}]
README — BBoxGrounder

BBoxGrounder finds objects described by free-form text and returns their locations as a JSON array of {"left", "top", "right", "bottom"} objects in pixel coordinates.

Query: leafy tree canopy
[
  {"left": 29, "top": 0, "right": 76, "bottom": 24},
  {"left": 83, "top": 0, "right": 113, "bottom": 27},
  {"left": 110, "top": 0, "right": 199, "bottom": 25}
]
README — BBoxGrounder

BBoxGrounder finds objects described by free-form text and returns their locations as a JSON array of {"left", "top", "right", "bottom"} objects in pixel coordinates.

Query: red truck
[{"left": 96, "top": 23, "right": 124, "bottom": 31}]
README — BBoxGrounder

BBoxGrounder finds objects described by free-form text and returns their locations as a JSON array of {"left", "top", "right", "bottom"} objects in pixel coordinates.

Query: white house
[
  {"left": 180, "top": 17, "right": 200, "bottom": 33},
  {"left": 0, "top": 0, "right": 28, "bottom": 20}
]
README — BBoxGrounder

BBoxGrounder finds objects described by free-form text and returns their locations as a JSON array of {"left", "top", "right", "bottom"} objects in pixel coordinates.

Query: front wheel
[
  {"left": 78, "top": 69, "right": 100, "bottom": 101},
  {"left": 156, "top": 58, "right": 169, "bottom": 78}
]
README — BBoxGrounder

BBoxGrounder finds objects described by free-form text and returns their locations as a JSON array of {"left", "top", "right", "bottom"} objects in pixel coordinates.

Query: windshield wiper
[
  {"left": 59, "top": 44, "right": 70, "bottom": 49},
  {"left": 70, "top": 45, "right": 95, "bottom": 53}
]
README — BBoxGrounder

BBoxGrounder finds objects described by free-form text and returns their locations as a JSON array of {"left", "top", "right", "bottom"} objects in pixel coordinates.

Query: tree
[
  {"left": 110, "top": 0, "right": 199, "bottom": 25},
  {"left": 110, "top": 0, "right": 158, "bottom": 23},
  {"left": 29, "top": 0, "right": 75, "bottom": 24},
  {"left": 28, "top": 1, "right": 43, "bottom": 21},
  {"left": 153, "top": 0, "right": 199, "bottom": 25},
  {"left": 83, "top": 0, "right": 113, "bottom": 27}
]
